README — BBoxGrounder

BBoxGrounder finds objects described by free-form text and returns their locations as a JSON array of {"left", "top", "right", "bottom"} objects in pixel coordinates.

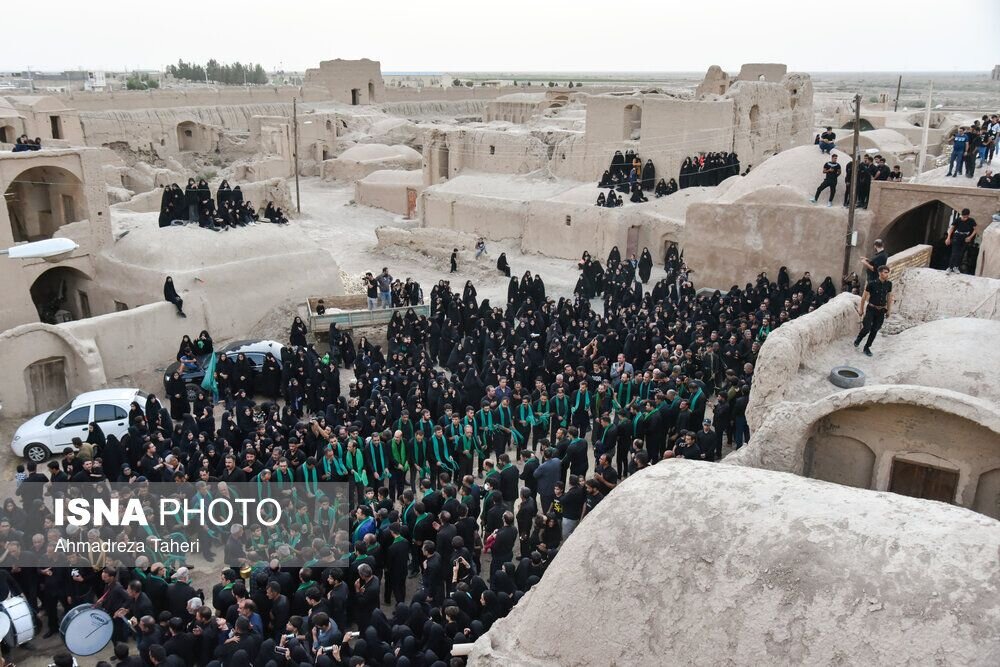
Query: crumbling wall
[
  {"left": 304, "top": 59, "right": 385, "bottom": 104},
  {"left": 79, "top": 103, "right": 292, "bottom": 155}
]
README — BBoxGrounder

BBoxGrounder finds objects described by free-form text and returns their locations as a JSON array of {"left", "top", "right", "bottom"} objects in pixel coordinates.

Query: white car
[{"left": 12, "top": 388, "right": 147, "bottom": 463}]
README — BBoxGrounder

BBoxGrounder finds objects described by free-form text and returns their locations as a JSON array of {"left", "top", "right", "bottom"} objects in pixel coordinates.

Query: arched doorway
[
  {"left": 0, "top": 124, "right": 15, "bottom": 143},
  {"left": 177, "top": 120, "right": 210, "bottom": 152},
  {"left": 879, "top": 199, "right": 956, "bottom": 268},
  {"left": 29, "top": 266, "right": 94, "bottom": 323},
  {"left": 623, "top": 104, "right": 642, "bottom": 140},
  {"left": 5, "top": 166, "right": 85, "bottom": 242},
  {"left": 368, "top": 81, "right": 376, "bottom": 103},
  {"left": 749, "top": 104, "right": 761, "bottom": 139},
  {"left": 841, "top": 118, "right": 876, "bottom": 132}
]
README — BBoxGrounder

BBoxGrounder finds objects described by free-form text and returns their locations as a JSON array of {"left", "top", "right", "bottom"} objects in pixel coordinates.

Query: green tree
[{"left": 452, "top": 78, "right": 462, "bottom": 87}]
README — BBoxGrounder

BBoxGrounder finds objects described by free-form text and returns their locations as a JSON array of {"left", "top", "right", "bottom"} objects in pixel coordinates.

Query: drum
[
  {"left": 1, "top": 595, "right": 35, "bottom": 647},
  {"left": 60, "top": 604, "right": 113, "bottom": 656}
]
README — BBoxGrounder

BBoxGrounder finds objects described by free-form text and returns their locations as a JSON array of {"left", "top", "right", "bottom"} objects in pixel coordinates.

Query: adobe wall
[
  {"left": 736, "top": 63, "right": 788, "bottom": 82},
  {"left": 470, "top": 461, "right": 1000, "bottom": 667},
  {"left": 56, "top": 86, "right": 328, "bottom": 112},
  {"left": 422, "top": 186, "right": 683, "bottom": 261},
  {"left": 808, "top": 402, "right": 1000, "bottom": 511},
  {"left": 304, "top": 59, "right": 385, "bottom": 104},
  {"left": 93, "top": 222, "right": 343, "bottom": 338},
  {"left": 0, "top": 301, "right": 210, "bottom": 417},
  {"left": 422, "top": 129, "right": 551, "bottom": 185},
  {"left": 78, "top": 103, "right": 294, "bottom": 155},
  {"left": 0, "top": 149, "right": 111, "bottom": 331},
  {"left": 355, "top": 170, "right": 423, "bottom": 216},
  {"left": 683, "top": 201, "right": 875, "bottom": 290},
  {"left": 0, "top": 323, "right": 107, "bottom": 416},
  {"left": 868, "top": 181, "right": 999, "bottom": 243},
  {"left": 639, "top": 96, "right": 734, "bottom": 188},
  {"left": 979, "top": 221, "right": 1000, "bottom": 279}
]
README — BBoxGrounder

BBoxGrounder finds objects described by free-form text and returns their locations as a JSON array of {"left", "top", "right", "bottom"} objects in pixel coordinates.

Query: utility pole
[
  {"left": 842, "top": 93, "right": 862, "bottom": 282},
  {"left": 293, "top": 97, "right": 301, "bottom": 213},
  {"left": 893, "top": 75, "right": 902, "bottom": 112},
  {"left": 916, "top": 82, "right": 933, "bottom": 179}
]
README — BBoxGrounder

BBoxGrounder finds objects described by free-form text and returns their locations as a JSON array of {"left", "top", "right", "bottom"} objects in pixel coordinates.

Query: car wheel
[
  {"left": 25, "top": 443, "right": 49, "bottom": 463},
  {"left": 186, "top": 383, "right": 201, "bottom": 403}
]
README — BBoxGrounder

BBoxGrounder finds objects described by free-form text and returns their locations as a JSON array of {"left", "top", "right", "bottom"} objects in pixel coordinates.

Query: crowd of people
[
  {"left": 678, "top": 152, "right": 741, "bottom": 188},
  {"left": 159, "top": 179, "right": 289, "bottom": 231},
  {"left": 10, "top": 134, "right": 43, "bottom": 152},
  {"left": 3, "top": 243, "right": 844, "bottom": 666},
  {"left": 596, "top": 149, "right": 657, "bottom": 205},
  {"left": 946, "top": 115, "right": 998, "bottom": 179},
  {"left": 595, "top": 149, "right": 740, "bottom": 207},
  {"left": 810, "top": 152, "right": 902, "bottom": 208}
]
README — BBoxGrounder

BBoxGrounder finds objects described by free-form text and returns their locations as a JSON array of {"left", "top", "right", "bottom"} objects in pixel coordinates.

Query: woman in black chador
[
  {"left": 638, "top": 247, "right": 653, "bottom": 284},
  {"left": 164, "top": 276, "right": 185, "bottom": 317},
  {"left": 641, "top": 159, "right": 655, "bottom": 191},
  {"left": 497, "top": 253, "right": 511, "bottom": 277}
]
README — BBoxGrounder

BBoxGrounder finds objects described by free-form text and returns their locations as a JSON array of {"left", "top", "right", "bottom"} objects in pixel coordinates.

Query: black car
[{"left": 162, "top": 339, "right": 285, "bottom": 402}]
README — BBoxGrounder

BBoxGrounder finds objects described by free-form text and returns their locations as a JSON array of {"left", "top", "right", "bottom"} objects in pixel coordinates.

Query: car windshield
[{"left": 43, "top": 399, "right": 75, "bottom": 426}]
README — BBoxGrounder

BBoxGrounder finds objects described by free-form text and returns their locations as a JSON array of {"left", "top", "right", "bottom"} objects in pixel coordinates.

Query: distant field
[{"left": 433, "top": 70, "right": 1000, "bottom": 108}]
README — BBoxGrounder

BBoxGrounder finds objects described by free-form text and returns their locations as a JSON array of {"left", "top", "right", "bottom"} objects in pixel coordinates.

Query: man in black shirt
[
  {"left": 818, "top": 126, "right": 836, "bottom": 153},
  {"left": 861, "top": 239, "right": 888, "bottom": 283},
  {"left": 811, "top": 154, "right": 841, "bottom": 206},
  {"left": 945, "top": 209, "right": 977, "bottom": 274},
  {"left": 853, "top": 265, "right": 893, "bottom": 357}
]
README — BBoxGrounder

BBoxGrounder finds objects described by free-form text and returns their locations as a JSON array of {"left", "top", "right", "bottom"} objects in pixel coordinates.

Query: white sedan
[{"left": 12, "top": 388, "right": 147, "bottom": 462}]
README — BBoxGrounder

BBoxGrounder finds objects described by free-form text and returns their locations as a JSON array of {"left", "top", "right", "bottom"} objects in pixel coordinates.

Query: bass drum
[
  {"left": 60, "top": 603, "right": 114, "bottom": 656},
  {"left": 1, "top": 595, "right": 35, "bottom": 647}
]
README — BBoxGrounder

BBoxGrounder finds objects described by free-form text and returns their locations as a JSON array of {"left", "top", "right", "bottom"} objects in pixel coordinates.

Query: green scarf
[
  {"left": 614, "top": 381, "right": 633, "bottom": 411},
  {"left": 476, "top": 408, "right": 495, "bottom": 434},
  {"left": 431, "top": 435, "right": 457, "bottom": 470},
  {"left": 346, "top": 449, "right": 368, "bottom": 486},
  {"left": 571, "top": 390, "right": 591, "bottom": 416},
  {"left": 390, "top": 438, "right": 409, "bottom": 472},
  {"left": 368, "top": 439, "right": 388, "bottom": 475},
  {"left": 302, "top": 464, "right": 318, "bottom": 496},
  {"left": 497, "top": 406, "right": 513, "bottom": 428},
  {"left": 552, "top": 396, "right": 569, "bottom": 426},
  {"left": 518, "top": 403, "right": 535, "bottom": 427},
  {"left": 533, "top": 401, "right": 550, "bottom": 428}
]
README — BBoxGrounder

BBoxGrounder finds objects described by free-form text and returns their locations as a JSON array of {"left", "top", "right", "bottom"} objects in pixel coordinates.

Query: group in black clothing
[
  {"left": 678, "top": 152, "right": 740, "bottom": 189},
  {"left": 6, "top": 244, "right": 840, "bottom": 666},
  {"left": 159, "top": 179, "right": 289, "bottom": 231},
  {"left": 596, "top": 149, "right": 739, "bottom": 207},
  {"left": 597, "top": 149, "right": 656, "bottom": 205}
]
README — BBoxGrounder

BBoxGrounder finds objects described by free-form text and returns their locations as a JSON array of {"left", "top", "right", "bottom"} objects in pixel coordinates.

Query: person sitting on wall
[
  {"left": 596, "top": 192, "right": 606, "bottom": 206},
  {"left": 976, "top": 169, "right": 999, "bottom": 189},
  {"left": 164, "top": 276, "right": 186, "bottom": 318},
  {"left": 887, "top": 165, "right": 903, "bottom": 181},
  {"left": 666, "top": 178, "right": 679, "bottom": 195},
  {"left": 613, "top": 172, "right": 628, "bottom": 194},
  {"left": 598, "top": 170, "right": 613, "bottom": 188},
  {"left": 654, "top": 179, "right": 668, "bottom": 198},
  {"left": 818, "top": 126, "right": 836, "bottom": 154},
  {"left": 604, "top": 191, "right": 621, "bottom": 208}
]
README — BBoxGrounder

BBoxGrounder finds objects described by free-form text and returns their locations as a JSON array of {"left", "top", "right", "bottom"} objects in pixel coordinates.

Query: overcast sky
[{"left": 6, "top": 0, "right": 998, "bottom": 73}]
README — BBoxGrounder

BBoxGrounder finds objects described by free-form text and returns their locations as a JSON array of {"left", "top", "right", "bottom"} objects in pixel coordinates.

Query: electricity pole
[
  {"left": 293, "top": 97, "right": 301, "bottom": 213},
  {"left": 842, "top": 93, "right": 862, "bottom": 281},
  {"left": 893, "top": 75, "right": 902, "bottom": 112}
]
